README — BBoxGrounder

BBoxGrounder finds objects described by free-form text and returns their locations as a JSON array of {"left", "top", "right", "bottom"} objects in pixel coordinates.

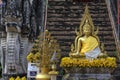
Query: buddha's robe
[{"left": 80, "top": 36, "right": 101, "bottom": 58}]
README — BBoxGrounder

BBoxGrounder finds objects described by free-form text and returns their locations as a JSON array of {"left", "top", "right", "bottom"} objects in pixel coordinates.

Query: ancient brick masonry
[{"left": 46, "top": 0, "right": 116, "bottom": 57}]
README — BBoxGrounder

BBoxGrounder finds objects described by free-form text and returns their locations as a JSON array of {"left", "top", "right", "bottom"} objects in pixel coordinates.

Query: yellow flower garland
[
  {"left": 15, "top": 76, "right": 20, "bottom": 80},
  {"left": 27, "top": 52, "right": 35, "bottom": 62},
  {"left": 9, "top": 76, "right": 26, "bottom": 80},
  {"left": 9, "top": 77, "right": 14, "bottom": 80},
  {"left": 60, "top": 57, "right": 117, "bottom": 68}
]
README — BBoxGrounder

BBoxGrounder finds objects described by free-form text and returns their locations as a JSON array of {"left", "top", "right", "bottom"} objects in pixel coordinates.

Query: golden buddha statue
[{"left": 70, "top": 5, "right": 104, "bottom": 59}]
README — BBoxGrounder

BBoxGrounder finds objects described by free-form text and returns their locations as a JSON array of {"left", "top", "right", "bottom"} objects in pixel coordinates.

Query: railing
[{"left": 106, "top": 0, "right": 120, "bottom": 60}]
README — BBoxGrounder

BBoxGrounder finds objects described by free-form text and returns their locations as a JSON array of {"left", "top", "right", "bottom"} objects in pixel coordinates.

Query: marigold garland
[
  {"left": 60, "top": 57, "right": 117, "bottom": 68},
  {"left": 9, "top": 76, "right": 26, "bottom": 80}
]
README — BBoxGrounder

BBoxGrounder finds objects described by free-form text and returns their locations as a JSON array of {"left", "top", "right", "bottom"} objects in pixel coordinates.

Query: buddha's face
[{"left": 83, "top": 26, "right": 91, "bottom": 37}]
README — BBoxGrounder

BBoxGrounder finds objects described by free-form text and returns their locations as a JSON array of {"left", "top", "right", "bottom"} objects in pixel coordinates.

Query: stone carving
[{"left": 0, "top": 0, "right": 46, "bottom": 79}]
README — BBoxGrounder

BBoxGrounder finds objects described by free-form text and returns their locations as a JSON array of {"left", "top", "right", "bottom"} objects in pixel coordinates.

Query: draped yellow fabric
[{"left": 80, "top": 36, "right": 98, "bottom": 54}]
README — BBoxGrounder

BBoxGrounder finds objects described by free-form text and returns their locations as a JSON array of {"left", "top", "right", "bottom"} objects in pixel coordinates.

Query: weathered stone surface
[{"left": 62, "top": 73, "right": 111, "bottom": 80}]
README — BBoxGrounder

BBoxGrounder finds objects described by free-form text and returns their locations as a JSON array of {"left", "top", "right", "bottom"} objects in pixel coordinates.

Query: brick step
[
  {"left": 50, "top": 31, "right": 113, "bottom": 36},
  {"left": 47, "top": 16, "right": 110, "bottom": 21},
  {"left": 47, "top": 24, "right": 112, "bottom": 28}
]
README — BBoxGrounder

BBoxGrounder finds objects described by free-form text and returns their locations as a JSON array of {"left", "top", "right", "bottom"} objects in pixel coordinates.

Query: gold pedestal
[{"left": 36, "top": 67, "right": 50, "bottom": 80}]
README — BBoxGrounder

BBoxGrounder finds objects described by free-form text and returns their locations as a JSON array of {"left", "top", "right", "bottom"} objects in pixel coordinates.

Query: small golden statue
[
  {"left": 70, "top": 5, "right": 106, "bottom": 59},
  {"left": 27, "top": 30, "right": 61, "bottom": 80}
]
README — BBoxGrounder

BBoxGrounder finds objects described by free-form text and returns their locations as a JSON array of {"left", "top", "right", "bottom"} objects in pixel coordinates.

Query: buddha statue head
[{"left": 82, "top": 20, "right": 92, "bottom": 37}]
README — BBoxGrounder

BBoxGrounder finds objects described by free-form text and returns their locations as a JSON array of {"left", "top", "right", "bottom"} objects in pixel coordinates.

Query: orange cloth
[{"left": 80, "top": 36, "right": 99, "bottom": 54}]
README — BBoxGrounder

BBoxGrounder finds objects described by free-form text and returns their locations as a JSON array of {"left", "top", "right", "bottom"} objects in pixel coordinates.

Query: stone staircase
[
  {"left": 6, "top": 32, "right": 18, "bottom": 73},
  {"left": 46, "top": 0, "right": 116, "bottom": 57},
  {"left": 19, "top": 38, "right": 29, "bottom": 72}
]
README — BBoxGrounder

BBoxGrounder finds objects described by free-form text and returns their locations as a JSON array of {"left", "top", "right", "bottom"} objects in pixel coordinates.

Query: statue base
[{"left": 62, "top": 73, "right": 111, "bottom": 80}]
